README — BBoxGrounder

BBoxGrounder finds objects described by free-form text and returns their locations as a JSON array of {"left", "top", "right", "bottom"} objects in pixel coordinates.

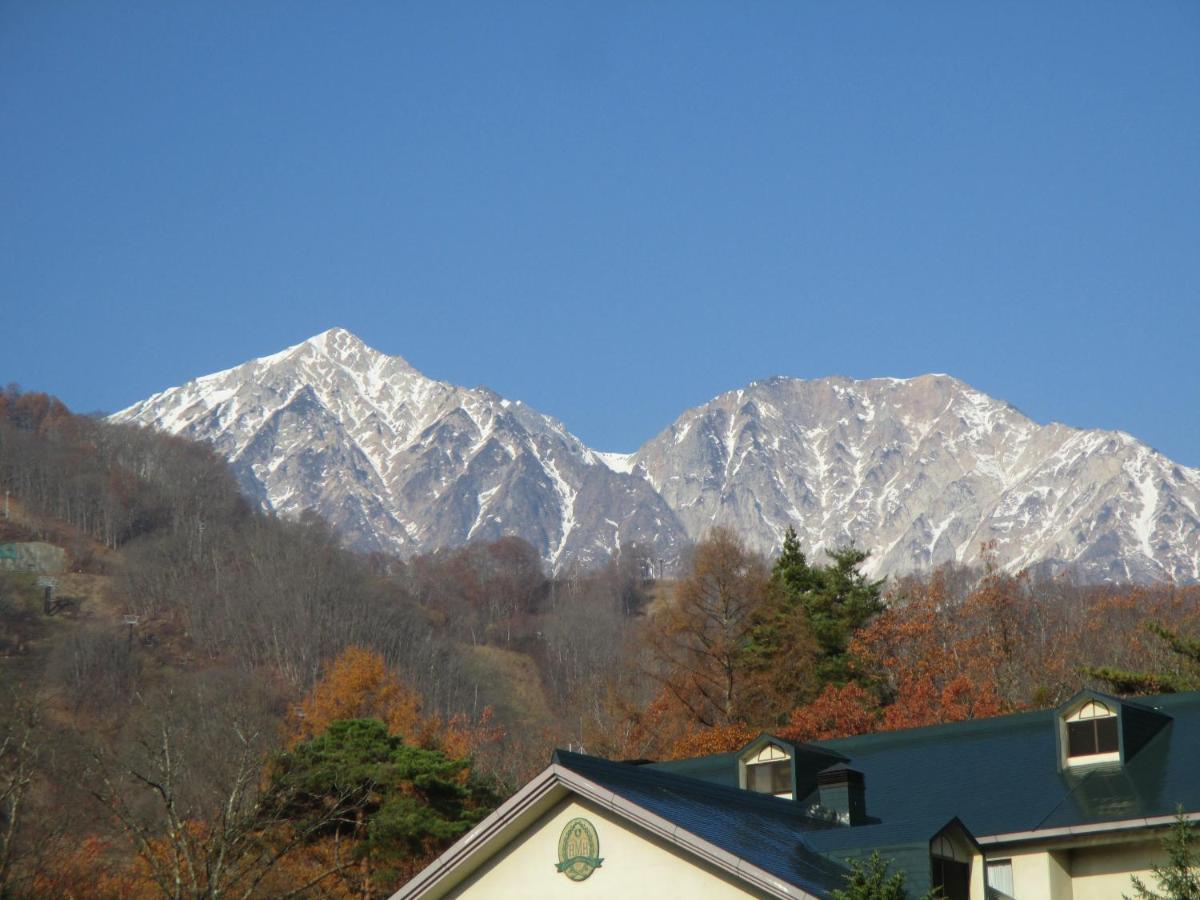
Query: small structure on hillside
[{"left": 0, "top": 542, "right": 67, "bottom": 575}]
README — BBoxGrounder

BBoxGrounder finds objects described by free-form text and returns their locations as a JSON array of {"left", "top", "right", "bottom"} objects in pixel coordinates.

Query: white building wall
[
  {"left": 977, "top": 836, "right": 1171, "bottom": 900},
  {"left": 1070, "top": 839, "right": 1166, "bottom": 900},
  {"left": 446, "top": 796, "right": 769, "bottom": 900}
]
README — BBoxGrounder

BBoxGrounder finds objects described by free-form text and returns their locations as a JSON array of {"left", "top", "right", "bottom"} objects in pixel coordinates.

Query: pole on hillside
[
  {"left": 36, "top": 577, "right": 56, "bottom": 615},
  {"left": 123, "top": 614, "right": 139, "bottom": 650}
]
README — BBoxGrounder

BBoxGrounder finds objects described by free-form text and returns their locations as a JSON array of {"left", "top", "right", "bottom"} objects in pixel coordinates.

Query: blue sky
[{"left": 3, "top": 2, "right": 1198, "bottom": 462}]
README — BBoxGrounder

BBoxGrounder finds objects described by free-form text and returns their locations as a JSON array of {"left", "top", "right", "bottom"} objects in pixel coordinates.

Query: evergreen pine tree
[
  {"left": 806, "top": 546, "right": 885, "bottom": 684},
  {"left": 831, "top": 851, "right": 935, "bottom": 900},
  {"left": 1126, "top": 810, "right": 1200, "bottom": 900},
  {"left": 1089, "top": 623, "right": 1200, "bottom": 695},
  {"left": 765, "top": 528, "right": 884, "bottom": 686},
  {"left": 772, "top": 526, "right": 819, "bottom": 597},
  {"left": 269, "top": 718, "right": 494, "bottom": 874},
  {"left": 746, "top": 528, "right": 885, "bottom": 709}
]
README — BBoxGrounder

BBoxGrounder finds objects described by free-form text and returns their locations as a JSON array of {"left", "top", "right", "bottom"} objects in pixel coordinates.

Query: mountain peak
[
  {"left": 298, "top": 327, "right": 421, "bottom": 377},
  {"left": 305, "top": 326, "right": 362, "bottom": 351},
  {"left": 111, "top": 342, "right": 1200, "bottom": 583}
]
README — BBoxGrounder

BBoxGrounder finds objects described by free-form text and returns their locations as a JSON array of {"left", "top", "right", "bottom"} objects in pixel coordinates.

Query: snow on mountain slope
[
  {"left": 114, "top": 331, "right": 1200, "bottom": 582},
  {"left": 630, "top": 374, "right": 1200, "bottom": 582},
  {"left": 595, "top": 451, "right": 636, "bottom": 474},
  {"left": 112, "top": 328, "right": 688, "bottom": 569}
]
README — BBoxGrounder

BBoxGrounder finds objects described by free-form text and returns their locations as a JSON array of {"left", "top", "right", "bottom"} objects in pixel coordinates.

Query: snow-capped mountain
[
  {"left": 628, "top": 375, "right": 1200, "bottom": 582},
  {"left": 112, "top": 329, "right": 688, "bottom": 570},
  {"left": 112, "top": 330, "right": 1200, "bottom": 582}
]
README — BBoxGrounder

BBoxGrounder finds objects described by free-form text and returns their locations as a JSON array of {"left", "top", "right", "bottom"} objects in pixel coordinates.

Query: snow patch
[
  {"left": 595, "top": 451, "right": 636, "bottom": 474},
  {"left": 542, "top": 456, "right": 577, "bottom": 565},
  {"left": 1132, "top": 466, "right": 1159, "bottom": 562}
]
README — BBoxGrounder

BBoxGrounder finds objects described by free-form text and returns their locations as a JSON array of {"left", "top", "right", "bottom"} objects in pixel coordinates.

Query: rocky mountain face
[
  {"left": 112, "top": 329, "right": 1200, "bottom": 583},
  {"left": 112, "top": 329, "right": 688, "bottom": 570},
  {"left": 629, "top": 376, "right": 1200, "bottom": 583}
]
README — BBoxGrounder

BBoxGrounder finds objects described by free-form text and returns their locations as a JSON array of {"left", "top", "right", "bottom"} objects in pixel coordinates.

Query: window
[
  {"left": 746, "top": 759, "right": 791, "bottom": 795},
  {"left": 740, "top": 741, "right": 793, "bottom": 796},
  {"left": 931, "top": 834, "right": 970, "bottom": 900},
  {"left": 1066, "top": 700, "right": 1119, "bottom": 760},
  {"left": 931, "top": 857, "right": 970, "bottom": 900},
  {"left": 986, "top": 859, "right": 1014, "bottom": 899}
]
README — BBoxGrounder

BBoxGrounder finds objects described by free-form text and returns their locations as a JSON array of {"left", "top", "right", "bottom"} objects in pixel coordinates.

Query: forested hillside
[{"left": 1, "top": 385, "right": 1197, "bottom": 897}]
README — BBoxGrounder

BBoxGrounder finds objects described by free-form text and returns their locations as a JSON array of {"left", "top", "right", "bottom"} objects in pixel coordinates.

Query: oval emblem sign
[{"left": 555, "top": 817, "right": 603, "bottom": 882}]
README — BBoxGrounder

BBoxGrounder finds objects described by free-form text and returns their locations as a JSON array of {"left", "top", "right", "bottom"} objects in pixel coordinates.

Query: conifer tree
[
  {"left": 270, "top": 718, "right": 495, "bottom": 884},
  {"left": 772, "top": 526, "right": 820, "bottom": 597},
  {"left": 1089, "top": 623, "right": 1200, "bottom": 695},
  {"left": 831, "top": 851, "right": 935, "bottom": 900},
  {"left": 758, "top": 527, "right": 884, "bottom": 688},
  {"left": 1126, "top": 810, "right": 1200, "bottom": 900}
]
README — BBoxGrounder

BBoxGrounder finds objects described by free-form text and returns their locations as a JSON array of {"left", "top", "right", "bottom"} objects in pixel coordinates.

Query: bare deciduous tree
[
  {"left": 84, "top": 675, "right": 359, "bottom": 900},
  {"left": 0, "top": 692, "right": 38, "bottom": 895}
]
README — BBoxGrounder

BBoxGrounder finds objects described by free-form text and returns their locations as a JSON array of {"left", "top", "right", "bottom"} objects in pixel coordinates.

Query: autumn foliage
[
  {"left": 29, "top": 837, "right": 144, "bottom": 899},
  {"left": 287, "top": 646, "right": 428, "bottom": 747},
  {"left": 781, "top": 682, "right": 880, "bottom": 742},
  {"left": 666, "top": 721, "right": 762, "bottom": 760},
  {"left": 286, "top": 646, "right": 504, "bottom": 760}
]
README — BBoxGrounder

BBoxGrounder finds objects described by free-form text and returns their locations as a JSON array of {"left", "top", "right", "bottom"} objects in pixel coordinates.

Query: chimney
[{"left": 817, "top": 763, "right": 866, "bottom": 826}]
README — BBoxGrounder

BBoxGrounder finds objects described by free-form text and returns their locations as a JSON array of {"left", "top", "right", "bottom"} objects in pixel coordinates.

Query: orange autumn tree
[
  {"left": 781, "top": 682, "right": 880, "bottom": 742},
  {"left": 847, "top": 574, "right": 1009, "bottom": 730},
  {"left": 31, "top": 837, "right": 145, "bottom": 900},
  {"left": 276, "top": 647, "right": 503, "bottom": 897},
  {"left": 665, "top": 720, "right": 761, "bottom": 760},
  {"left": 643, "top": 528, "right": 774, "bottom": 729},
  {"left": 287, "top": 646, "right": 426, "bottom": 746},
  {"left": 781, "top": 565, "right": 1013, "bottom": 742},
  {"left": 286, "top": 645, "right": 503, "bottom": 757}
]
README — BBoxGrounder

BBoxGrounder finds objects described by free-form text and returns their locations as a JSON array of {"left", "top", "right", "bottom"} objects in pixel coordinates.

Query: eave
[
  {"left": 392, "top": 762, "right": 825, "bottom": 900},
  {"left": 977, "top": 809, "right": 1200, "bottom": 848}
]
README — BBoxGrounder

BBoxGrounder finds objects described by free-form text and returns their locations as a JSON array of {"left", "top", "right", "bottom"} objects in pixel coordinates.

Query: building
[{"left": 394, "top": 690, "right": 1200, "bottom": 899}]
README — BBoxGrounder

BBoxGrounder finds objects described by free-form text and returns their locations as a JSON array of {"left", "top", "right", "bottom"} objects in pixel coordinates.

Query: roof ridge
[
  {"left": 816, "top": 708, "right": 1050, "bottom": 750},
  {"left": 551, "top": 749, "right": 838, "bottom": 826},
  {"left": 817, "top": 690, "right": 1194, "bottom": 751}
]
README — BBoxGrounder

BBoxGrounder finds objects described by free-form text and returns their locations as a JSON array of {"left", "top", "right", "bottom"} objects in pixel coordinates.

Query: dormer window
[
  {"left": 738, "top": 739, "right": 794, "bottom": 799},
  {"left": 747, "top": 757, "right": 791, "bottom": 795},
  {"left": 1065, "top": 699, "right": 1119, "bottom": 765},
  {"left": 1054, "top": 690, "right": 1173, "bottom": 772}
]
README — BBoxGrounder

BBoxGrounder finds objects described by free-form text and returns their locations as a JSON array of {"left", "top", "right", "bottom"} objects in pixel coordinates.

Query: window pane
[
  {"left": 1078, "top": 700, "right": 1111, "bottom": 719},
  {"left": 1096, "top": 716, "right": 1119, "bottom": 753},
  {"left": 932, "top": 858, "right": 971, "bottom": 900},
  {"left": 987, "top": 860, "right": 1014, "bottom": 897},
  {"left": 748, "top": 761, "right": 791, "bottom": 794},
  {"left": 1068, "top": 720, "right": 1097, "bottom": 756},
  {"left": 770, "top": 761, "right": 791, "bottom": 793},
  {"left": 747, "top": 764, "right": 770, "bottom": 792}
]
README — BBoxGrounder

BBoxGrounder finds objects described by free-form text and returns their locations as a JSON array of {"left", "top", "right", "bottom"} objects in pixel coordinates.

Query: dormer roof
[
  {"left": 736, "top": 733, "right": 848, "bottom": 766},
  {"left": 1054, "top": 688, "right": 1173, "bottom": 770}
]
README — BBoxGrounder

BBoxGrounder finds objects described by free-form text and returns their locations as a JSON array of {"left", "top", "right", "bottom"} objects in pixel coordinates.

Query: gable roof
[
  {"left": 735, "top": 733, "right": 849, "bottom": 764},
  {"left": 552, "top": 750, "right": 850, "bottom": 896},
  {"left": 393, "top": 751, "right": 849, "bottom": 899}
]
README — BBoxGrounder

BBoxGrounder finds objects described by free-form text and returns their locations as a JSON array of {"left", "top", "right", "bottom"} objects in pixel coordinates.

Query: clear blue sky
[{"left": 3, "top": 3, "right": 1198, "bottom": 463}]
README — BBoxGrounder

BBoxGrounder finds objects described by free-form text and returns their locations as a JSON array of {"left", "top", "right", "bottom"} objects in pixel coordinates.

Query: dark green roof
[
  {"left": 813, "top": 691, "right": 1193, "bottom": 839},
  {"left": 552, "top": 749, "right": 850, "bottom": 896},
  {"left": 555, "top": 692, "right": 1200, "bottom": 897},
  {"left": 650, "top": 749, "right": 742, "bottom": 788}
]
